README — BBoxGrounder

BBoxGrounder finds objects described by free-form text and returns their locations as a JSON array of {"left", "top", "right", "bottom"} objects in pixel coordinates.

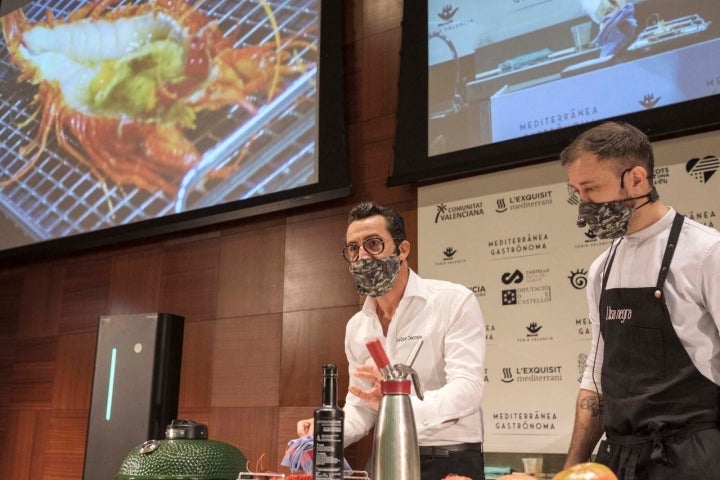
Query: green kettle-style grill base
[{"left": 115, "top": 420, "right": 247, "bottom": 480}]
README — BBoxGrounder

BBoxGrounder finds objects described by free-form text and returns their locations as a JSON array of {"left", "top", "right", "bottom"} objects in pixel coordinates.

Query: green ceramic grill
[{"left": 115, "top": 420, "right": 247, "bottom": 480}]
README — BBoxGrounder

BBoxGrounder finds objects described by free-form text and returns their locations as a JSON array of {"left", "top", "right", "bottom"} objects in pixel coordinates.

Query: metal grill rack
[
  {"left": 0, "top": 0, "right": 319, "bottom": 241},
  {"left": 628, "top": 14, "right": 711, "bottom": 51}
]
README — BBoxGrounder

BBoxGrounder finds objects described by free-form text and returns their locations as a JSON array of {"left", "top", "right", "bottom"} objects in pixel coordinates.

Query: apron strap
[
  {"left": 655, "top": 213, "right": 684, "bottom": 291},
  {"left": 601, "top": 238, "right": 623, "bottom": 292}
]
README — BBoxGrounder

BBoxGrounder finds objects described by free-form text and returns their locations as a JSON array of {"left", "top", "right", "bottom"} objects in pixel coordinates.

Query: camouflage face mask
[
  {"left": 577, "top": 198, "right": 637, "bottom": 239},
  {"left": 348, "top": 255, "right": 401, "bottom": 297},
  {"left": 577, "top": 188, "right": 657, "bottom": 239}
]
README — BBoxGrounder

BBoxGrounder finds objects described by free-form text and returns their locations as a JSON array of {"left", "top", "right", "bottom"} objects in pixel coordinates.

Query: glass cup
[
  {"left": 571, "top": 22, "right": 593, "bottom": 51},
  {"left": 522, "top": 457, "right": 543, "bottom": 475}
]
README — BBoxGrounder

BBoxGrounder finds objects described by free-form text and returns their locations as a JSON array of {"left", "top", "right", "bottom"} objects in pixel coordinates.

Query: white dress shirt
[
  {"left": 580, "top": 208, "right": 720, "bottom": 392},
  {"left": 343, "top": 269, "right": 486, "bottom": 446}
]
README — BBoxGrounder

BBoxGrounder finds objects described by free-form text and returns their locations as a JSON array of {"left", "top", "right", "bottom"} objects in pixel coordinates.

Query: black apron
[{"left": 595, "top": 213, "right": 720, "bottom": 480}]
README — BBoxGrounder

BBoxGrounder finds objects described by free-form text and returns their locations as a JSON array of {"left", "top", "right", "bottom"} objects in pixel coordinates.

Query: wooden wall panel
[
  {"left": 342, "top": 0, "right": 366, "bottom": 124},
  {"left": 280, "top": 305, "right": 357, "bottom": 407},
  {"left": 362, "top": 0, "right": 403, "bottom": 38},
  {"left": 0, "top": 333, "right": 13, "bottom": 450},
  {"left": 211, "top": 314, "right": 282, "bottom": 407},
  {"left": 216, "top": 223, "right": 285, "bottom": 319},
  {"left": 352, "top": 130, "right": 416, "bottom": 207},
  {"left": 10, "top": 337, "right": 57, "bottom": 408},
  {"left": 159, "top": 232, "right": 221, "bottom": 323},
  {"left": 283, "top": 213, "right": 359, "bottom": 312},
  {"left": 209, "top": 407, "right": 279, "bottom": 470},
  {"left": 58, "top": 255, "right": 111, "bottom": 334},
  {"left": 360, "top": 27, "right": 401, "bottom": 120},
  {"left": 108, "top": 247, "right": 162, "bottom": 314},
  {"left": 0, "top": 269, "right": 21, "bottom": 449},
  {"left": 50, "top": 333, "right": 95, "bottom": 410},
  {"left": 39, "top": 410, "right": 87, "bottom": 480},
  {"left": 2, "top": 410, "right": 40, "bottom": 479},
  {"left": 178, "top": 321, "right": 215, "bottom": 409},
  {"left": 18, "top": 263, "right": 62, "bottom": 339},
  {"left": 0, "top": 268, "right": 22, "bottom": 333}
]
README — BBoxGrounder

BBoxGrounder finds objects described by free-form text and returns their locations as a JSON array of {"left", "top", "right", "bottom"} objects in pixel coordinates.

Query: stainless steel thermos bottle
[{"left": 366, "top": 338, "right": 424, "bottom": 480}]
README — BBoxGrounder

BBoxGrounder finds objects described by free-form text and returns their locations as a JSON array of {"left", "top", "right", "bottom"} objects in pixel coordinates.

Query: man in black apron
[{"left": 559, "top": 121, "right": 720, "bottom": 479}]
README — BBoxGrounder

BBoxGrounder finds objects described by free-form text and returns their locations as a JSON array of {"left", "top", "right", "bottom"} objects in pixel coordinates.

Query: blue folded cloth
[
  {"left": 595, "top": 3, "right": 637, "bottom": 56},
  {"left": 280, "top": 435, "right": 352, "bottom": 473},
  {"left": 484, "top": 466, "right": 512, "bottom": 479}
]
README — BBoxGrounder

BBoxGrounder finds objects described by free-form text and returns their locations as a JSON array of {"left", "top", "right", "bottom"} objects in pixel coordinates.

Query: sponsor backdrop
[{"left": 417, "top": 130, "right": 720, "bottom": 453}]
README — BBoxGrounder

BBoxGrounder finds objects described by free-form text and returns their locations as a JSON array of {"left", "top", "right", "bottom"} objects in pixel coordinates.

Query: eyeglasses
[{"left": 342, "top": 237, "right": 399, "bottom": 263}]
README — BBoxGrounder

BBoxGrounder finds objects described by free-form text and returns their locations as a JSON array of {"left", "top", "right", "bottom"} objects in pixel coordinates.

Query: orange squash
[{"left": 552, "top": 462, "right": 617, "bottom": 480}]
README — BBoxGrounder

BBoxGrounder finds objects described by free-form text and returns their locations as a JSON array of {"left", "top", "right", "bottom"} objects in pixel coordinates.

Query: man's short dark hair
[
  {"left": 559, "top": 121, "right": 655, "bottom": 179},
  {"left": 347, "top": 201, "right": 407, "bottom": 243}
]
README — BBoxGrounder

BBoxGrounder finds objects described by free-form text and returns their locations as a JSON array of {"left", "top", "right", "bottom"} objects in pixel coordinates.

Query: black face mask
[{"left": 575, "top": 168, "right": 659, "bottom": 239}]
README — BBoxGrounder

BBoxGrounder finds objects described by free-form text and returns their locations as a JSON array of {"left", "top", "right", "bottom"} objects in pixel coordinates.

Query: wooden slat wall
[{"left": 0, "top": 0, "right": 413, "bottom": 477}]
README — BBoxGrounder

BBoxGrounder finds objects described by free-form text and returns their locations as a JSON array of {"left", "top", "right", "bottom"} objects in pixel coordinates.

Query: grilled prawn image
[{"left": 1, "top": 0, "right": 312, "bottom": 195}]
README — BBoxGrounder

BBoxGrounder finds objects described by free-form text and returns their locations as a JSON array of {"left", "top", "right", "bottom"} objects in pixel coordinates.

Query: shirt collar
[{"left": 624, "top": 207, "right": 675, "bottom": 242}]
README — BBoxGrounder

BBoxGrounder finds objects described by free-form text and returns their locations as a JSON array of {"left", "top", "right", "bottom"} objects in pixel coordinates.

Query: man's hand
[
  {"left": 297, "top": 418, "right": 314, "bottom": 436},
  {"left": 597, "top": 0, "right": 627, "bottom": 20},
  {"left": 348, "top": 364, "right": 383, "bottom": 411}
]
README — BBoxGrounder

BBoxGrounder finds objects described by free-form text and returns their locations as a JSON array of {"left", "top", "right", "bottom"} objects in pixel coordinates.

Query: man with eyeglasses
[
  {"left": 297, "top": 201, "right": 487, "bottom": 480},
  {"left": 561, "top": 121, "right": 720, "bottom": 479}
]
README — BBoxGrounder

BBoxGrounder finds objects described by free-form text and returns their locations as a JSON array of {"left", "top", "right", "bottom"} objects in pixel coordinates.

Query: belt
[{"left": 418, "top": 442, "right": 483, "bottom": 457}]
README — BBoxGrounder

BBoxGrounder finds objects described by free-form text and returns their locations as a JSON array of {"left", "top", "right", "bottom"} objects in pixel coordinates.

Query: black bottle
[{"left": 313, "top": 363, "right": 344, "bottom": 480}]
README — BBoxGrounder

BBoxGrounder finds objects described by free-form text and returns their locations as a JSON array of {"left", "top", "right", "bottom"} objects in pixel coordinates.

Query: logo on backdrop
[
  {"left": 501, "top": 269, "right": 524, "bottom": 284},
  {"left": 686, "top": 155, "right": 719, "bottom": 183},
  {"left": 575, "top": 316, "right": 592, "bottom": 337},
  {"left": 501, "top": 365, "right": 563, "bottom": 383},
  {"left": 485, "top": 323, "right": 495, "bottom": 342},
  {"left": 488, "top": 233, "right": 549, "bottom": 257},
  {"left": 526, "top": 322, "right": 542, "bottom": 336},
  {"left": 434, "top": 201, "right": 484, "bottom": 223},
  {"left": 495, "top": 190, "right": 553, "bottom": 213},
  {"left": 436, "top": 4, "right": 459, "bottom": 24},
  {"left": 435, "top": 246, "right": 467, "bottom": 266},
  {"left": 687, "top": 210, "right": 716, "bottom": 228},
  {"left": 653, "top": 166, "right": 670, "bottom": 185},
  {"left": 500, "top": 268, "right": 551, "bottom": 305},
  {"left": 466, "top": 284, "right": 487, "bottom": 297},
  {"left": 639, "top": 93, "right": 661, "bottom": 109},
  {"left": 568, "top": 269, "right": 588, "bottom": 289},
  {"left": 519, "top": 321, "right": 553, "bottom": 343},
  {"left": 492, "top": 410, "right": 559, "bottom": 433},
  {"left": 519, "top": 106, "right": 599, "bottom": 134},
  {"left": 567, "top": 191, "right": 579, "bottom": 205},
  {"left": 501, "top": 287, "right": 551, "bottom": 305},
  {"left": 574, "top": 227, "right": 611, "bottom": 250}
]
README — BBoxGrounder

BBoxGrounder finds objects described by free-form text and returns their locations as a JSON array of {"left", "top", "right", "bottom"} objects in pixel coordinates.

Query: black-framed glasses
[{"left": 342, "top": 237, "right": 399, "bottom": 263}]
